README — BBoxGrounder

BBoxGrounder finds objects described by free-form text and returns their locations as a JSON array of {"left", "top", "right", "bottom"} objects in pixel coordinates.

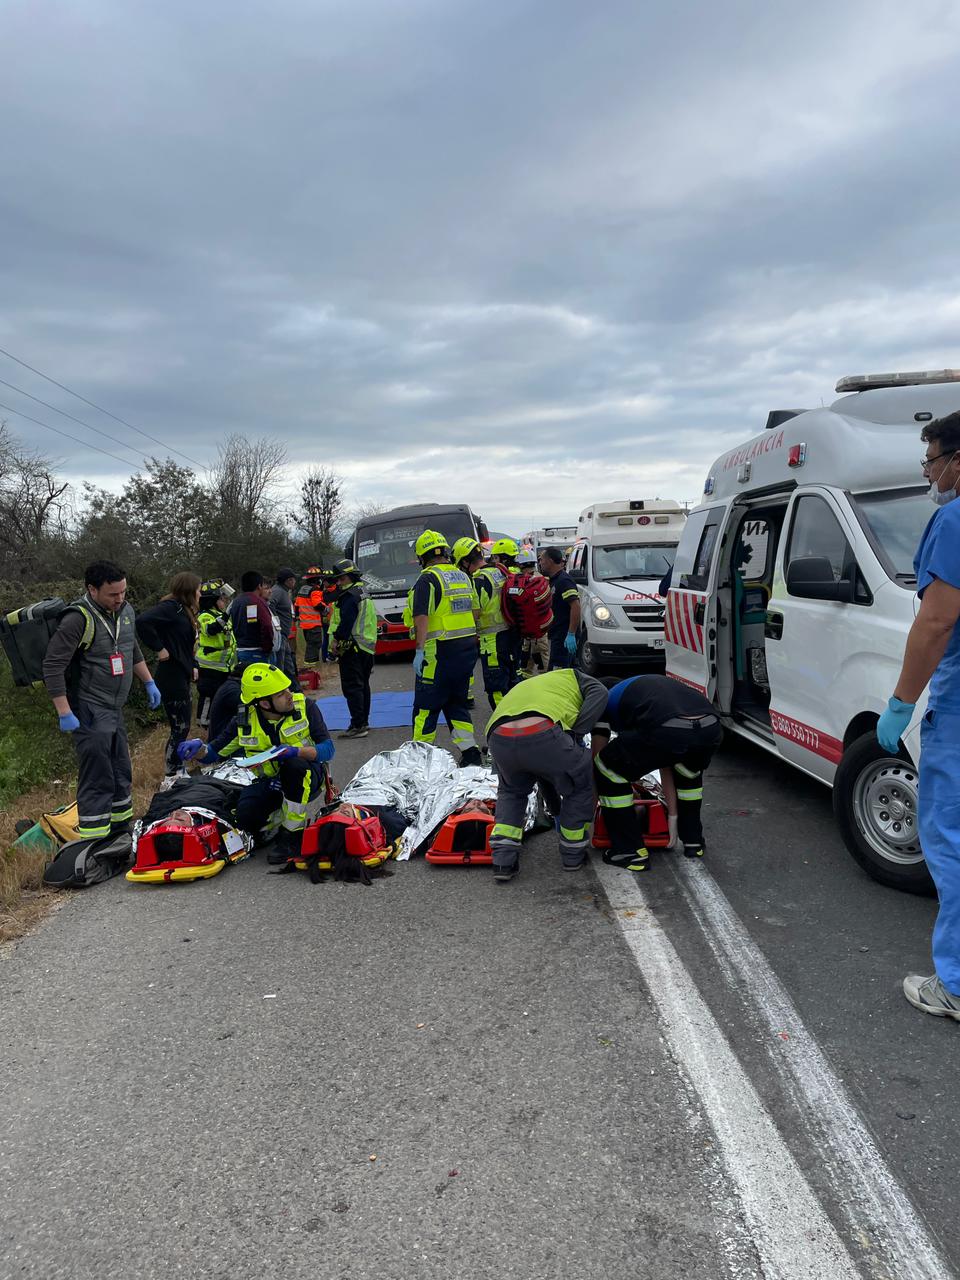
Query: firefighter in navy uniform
[
  {"left": 329, "top": 558, "right": 378, "bottom": 739},
  {"left": 591, "top": 674, "right": 722, "bottom": 871},
  {"left": 410, "top": 530, "right": 482, "bottom": 766},
  {"left": 178, "top": 663, "right": 335, "bottom": 861},
  {"left": 453, "top": 536, "right": 515, "bottom": 710}
]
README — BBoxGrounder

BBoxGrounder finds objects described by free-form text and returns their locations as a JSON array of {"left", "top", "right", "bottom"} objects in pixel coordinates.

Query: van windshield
[
  {"left": 593, "top": 543, "right": 677, "bottom": 581},
  {"left": 853, "top": 488, "right": 930, "bottom": 582},
  {"left": 354, "top": 512, "right": 476, "bottom": 594}
]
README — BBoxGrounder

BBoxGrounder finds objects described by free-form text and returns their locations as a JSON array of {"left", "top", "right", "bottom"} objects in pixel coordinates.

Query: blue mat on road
[{"left": 314, "top": 690, "right": 414, "bottom": 731}]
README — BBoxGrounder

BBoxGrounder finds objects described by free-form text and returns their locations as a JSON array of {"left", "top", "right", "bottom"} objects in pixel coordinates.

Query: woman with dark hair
[{"left": 136, "top": 572, "right": 201, "bottom": 777}]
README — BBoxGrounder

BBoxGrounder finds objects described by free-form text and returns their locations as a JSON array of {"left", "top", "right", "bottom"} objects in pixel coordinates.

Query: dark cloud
[{"left": 0, "top": 0, "right": 958, "bottom": 528}]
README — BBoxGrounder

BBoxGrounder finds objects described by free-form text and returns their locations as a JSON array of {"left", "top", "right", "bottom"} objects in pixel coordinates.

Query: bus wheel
[{"left": 833, "top": 732, "right": 933, "bottom": 895}]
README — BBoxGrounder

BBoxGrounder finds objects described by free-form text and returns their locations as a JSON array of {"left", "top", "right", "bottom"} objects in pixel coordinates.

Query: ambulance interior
[{"left": 717, "top": 501, "right": 789, "bottom": 727}]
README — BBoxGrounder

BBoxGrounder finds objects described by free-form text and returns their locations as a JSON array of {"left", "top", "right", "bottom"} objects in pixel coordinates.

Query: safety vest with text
[
  {"left": 418, "top": 561, "right": 478, "bottom": 645},
  {"left": 224, "top": 692, "right": 314, "bottom": 777}
]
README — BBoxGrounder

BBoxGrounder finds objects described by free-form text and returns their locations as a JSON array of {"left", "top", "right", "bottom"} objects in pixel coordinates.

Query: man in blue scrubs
[{"left": 879, "top": 410, "right": 960, "bottom": 1019}]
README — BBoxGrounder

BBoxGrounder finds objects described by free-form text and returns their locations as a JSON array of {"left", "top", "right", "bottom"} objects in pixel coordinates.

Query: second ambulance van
[{"left": 666, "top": 368, "right": 960, "bottom": 893}]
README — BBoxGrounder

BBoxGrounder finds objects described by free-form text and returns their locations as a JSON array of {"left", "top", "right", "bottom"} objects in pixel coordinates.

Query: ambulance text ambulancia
[{"left": 666, "top": 369, "right": 960, "bottom": 892}]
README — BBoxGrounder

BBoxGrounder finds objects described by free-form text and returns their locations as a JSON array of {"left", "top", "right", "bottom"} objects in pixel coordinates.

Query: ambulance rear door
[{"left": 664, "top": 503, "right": 729, "bottom": 702}]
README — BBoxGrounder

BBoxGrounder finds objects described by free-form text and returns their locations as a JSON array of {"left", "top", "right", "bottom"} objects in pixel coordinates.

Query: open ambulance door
[{"left": 664, "top": 504, "right": 728, "bottom": 703}]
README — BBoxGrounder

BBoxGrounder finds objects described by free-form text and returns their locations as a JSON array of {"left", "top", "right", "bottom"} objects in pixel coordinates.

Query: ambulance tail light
[
  {"left": 836, "top": 369, "right": 960, "bottom": 393},
  {"left": 654, "top": 515, "right": 671, "bottom": 524},
  {"left": 788, "top": 443, "right": 807, "bottom": 468}
]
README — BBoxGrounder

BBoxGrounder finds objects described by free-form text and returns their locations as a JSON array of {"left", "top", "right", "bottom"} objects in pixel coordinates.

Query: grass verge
[
  {"left": 0, "top": 657, "right": 342, "bottom": 945},
  {"left": 0, "top": 727, "right": 169, "bottom": 944}
]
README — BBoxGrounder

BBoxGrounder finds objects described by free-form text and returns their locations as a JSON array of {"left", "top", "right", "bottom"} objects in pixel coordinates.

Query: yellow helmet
[
  {"left": 240, "top": 662, "right": 292, "bottom": 704},
  {"left": 451, "top": 536, "right": 481, "bottom": 565},
  {"left": 415, "top": 529, "right": 450, "bottom": 558},
  {"left": 491, "top": 537, "right": 518, "bottom": 558}
]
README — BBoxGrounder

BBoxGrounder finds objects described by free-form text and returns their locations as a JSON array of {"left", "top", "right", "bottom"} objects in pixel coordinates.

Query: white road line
[
  {"left": 667, "top": 858, "right": 952, "bottom": 1280},
  {"left": 595, "top": 860, "right": 861, "bottom": 1280}
]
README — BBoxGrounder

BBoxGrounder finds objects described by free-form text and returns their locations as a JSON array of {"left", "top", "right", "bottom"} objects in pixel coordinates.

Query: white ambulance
[
  {"left": 569, "top": 499, "right": 686, "bottom": 674},
  {"left": 666, "top": 368, "right": 960, "bottom": 893}
]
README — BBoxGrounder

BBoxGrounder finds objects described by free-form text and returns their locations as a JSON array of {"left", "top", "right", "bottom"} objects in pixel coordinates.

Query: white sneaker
[{"left": 903, "top": 973, "right": 960, "bottom": 1020}]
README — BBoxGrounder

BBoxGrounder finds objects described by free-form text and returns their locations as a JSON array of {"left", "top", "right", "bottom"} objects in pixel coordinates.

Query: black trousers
[
  {"left": 594, "top": 718, "right": 722, "bottom": 855},
  {"left": 339, "top": 646, "right": 374, "bottom": 728},
  {"left": 197, "top": 668, "right": 228, "bottom": 728},
  {"left": 156, "top": 668, "right": 193, "bottom": 776},
  {"left": 548, "top": 633, "right": 574, "bottom": 670}
]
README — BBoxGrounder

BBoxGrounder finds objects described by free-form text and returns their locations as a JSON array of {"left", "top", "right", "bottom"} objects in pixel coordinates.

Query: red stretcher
[{"left": 592, "top": 790, "right": 671, "bottom": 850}]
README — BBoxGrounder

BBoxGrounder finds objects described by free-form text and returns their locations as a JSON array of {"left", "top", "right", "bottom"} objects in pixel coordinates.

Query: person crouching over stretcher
[
  {"left": 592, "top": 675, "right": 722, "bottom": 871},
  {"left": 177, "top": 662, "right": 335, "bottom": 862}
]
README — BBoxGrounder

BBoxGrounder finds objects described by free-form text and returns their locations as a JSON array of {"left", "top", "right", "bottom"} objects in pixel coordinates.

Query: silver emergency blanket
[
  {"left": 205, "top": 760, "right": 257, "bottom": 787},
  {"left": 340, "top": 740, "right": 537, "bottom": 860}
]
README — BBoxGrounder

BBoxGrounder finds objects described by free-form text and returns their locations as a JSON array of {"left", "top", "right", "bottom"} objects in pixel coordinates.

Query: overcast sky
[{"left": 2, "top": 0, "right": 959, "bottom": 533}]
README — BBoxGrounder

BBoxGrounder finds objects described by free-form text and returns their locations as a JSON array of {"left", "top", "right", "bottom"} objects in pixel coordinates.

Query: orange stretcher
[{"left": 425, "top": 801, "right": 496, "bottom": 865}]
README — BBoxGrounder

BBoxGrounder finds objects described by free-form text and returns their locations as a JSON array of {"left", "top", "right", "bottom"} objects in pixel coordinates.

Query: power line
[
  {"left": 0, "top": 376, "right": 148, "bottom": 466},
  {"left": 0, "top": 398, "right": 147, "bottom": 471},
  {"left": 0, "top": 344, "right": 209, "bottom": 471}
]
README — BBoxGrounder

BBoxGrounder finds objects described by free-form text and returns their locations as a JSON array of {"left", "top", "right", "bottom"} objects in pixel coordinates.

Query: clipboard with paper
[{"left": 235, "top": 746, "right": 287, "bottom": 769}]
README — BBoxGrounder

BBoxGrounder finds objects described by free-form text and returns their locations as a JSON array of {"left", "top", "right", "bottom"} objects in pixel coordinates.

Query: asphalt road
[{"left": 1, "top": 658, "right": 956, "bottom": 1280}]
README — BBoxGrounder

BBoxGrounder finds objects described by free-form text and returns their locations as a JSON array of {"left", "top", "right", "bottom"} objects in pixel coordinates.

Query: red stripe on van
[
  {"left": 769, "top": 710, "right": 842, "bottom": 764},
  {"left": 666, "top": 671, "right": 708, "bottom": 695}
]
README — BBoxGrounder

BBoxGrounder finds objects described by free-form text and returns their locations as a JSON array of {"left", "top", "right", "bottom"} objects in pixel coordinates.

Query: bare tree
[
  {"left": 208, "top": 434, "right": 287, "bottom": 528},
  {"left": 0, "top": 424, "right": 69, "bottom": 567},
  {"left": 291, "top": 466, "right": 344, "bottom": 550}
]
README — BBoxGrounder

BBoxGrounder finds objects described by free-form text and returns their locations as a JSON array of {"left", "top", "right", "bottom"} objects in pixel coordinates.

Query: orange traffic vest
[{"left": 297, "top": 585, "right": 326, "bottom": 630}]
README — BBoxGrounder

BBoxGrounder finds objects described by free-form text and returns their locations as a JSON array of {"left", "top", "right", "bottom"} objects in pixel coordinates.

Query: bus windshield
[
  {"left": 354, "top": 511, "right": 478, "bottom": 593},
  {"left": 593, "top": 543, "right": 677, "bottom": 581},
  {"left": 853, "top": 488, "right": 930, "bottom": 582}
]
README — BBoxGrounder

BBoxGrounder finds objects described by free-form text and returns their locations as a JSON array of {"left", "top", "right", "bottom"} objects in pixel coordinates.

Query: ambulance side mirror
[{"left": 786, "top": 557, "right": 854, "bottom": 603}]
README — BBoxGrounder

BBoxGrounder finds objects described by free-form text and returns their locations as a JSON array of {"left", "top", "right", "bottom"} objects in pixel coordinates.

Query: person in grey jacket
[
  {"left": 43, "top": 560, "right": 161, "bottom": 839},
  {"left": 269, "top": 568, "right": 298, "bottom": 680}
]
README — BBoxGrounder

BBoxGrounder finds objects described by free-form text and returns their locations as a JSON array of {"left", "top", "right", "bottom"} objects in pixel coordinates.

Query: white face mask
[
  {"left": 926, "top": 453, "right": 957, "bottom": 506},
  {"left": 929, "top": 480, "right": 958, "bottom": 506}
]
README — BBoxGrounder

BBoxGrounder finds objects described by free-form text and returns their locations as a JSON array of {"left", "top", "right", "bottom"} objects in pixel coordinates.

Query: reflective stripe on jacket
[
  {"left": 224, "top": 692, "right": 314, "bottom": 776},
  {"left": 197, "top": 610, "right": 236, "bottom": 673},
  {"left": 419, "top": 562, "right": 478, "bottom": 644}
]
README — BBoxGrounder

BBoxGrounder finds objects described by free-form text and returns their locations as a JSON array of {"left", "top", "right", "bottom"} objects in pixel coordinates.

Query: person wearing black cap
[{"left": 329, "top": 558, "right": 378, "bottom": 738}]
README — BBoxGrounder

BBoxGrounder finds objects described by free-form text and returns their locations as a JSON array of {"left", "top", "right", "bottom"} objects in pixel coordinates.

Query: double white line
[{"left": 594, "top": 859, "right": 951, "bottom": 1280}]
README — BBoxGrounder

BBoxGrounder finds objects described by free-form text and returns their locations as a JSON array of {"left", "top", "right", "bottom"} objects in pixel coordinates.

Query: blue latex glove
[
  {"left": 273, "top": 745, "right": 301, "bottom": 761},
  {"left": 564, "top": 633, "right": 578, "bottom": 657},
  {"left": 58, "top": 712, "right": 80, "bottom": 733},
  {"left": 412, "top": 648, "right": 426, "bottom": 677},
  {"left": 315, "top": 739, "right": 336, "bottom": 763},
  {"left": 177, "top": 738, "right": 206, "bottom": 762},
  {"left": 144, "top": 680, "right": 162, "bottom": 710},
  {"left": 877, "top": 697, "right": 915, "bottom": 754}
]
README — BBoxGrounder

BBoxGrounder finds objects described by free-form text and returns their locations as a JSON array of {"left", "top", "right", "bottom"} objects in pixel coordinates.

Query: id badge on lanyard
[{"left": 110, "top": 652, "right": 126, "bottom": 678}]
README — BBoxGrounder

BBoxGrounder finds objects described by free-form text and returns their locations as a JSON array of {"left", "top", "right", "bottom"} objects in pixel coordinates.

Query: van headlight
[{"left": 590, "top": 597, "right": 616, "bottom": 628}]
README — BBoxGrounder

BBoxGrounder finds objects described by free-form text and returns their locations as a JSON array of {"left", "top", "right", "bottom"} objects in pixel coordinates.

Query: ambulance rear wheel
[{"left": 833, "top": 733, "right": 934, "bottom": 895}]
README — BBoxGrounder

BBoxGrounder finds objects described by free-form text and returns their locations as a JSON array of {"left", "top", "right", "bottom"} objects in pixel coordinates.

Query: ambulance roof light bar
[{"left": 836, "top": 369, "right": 960, "bottom": 394}]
